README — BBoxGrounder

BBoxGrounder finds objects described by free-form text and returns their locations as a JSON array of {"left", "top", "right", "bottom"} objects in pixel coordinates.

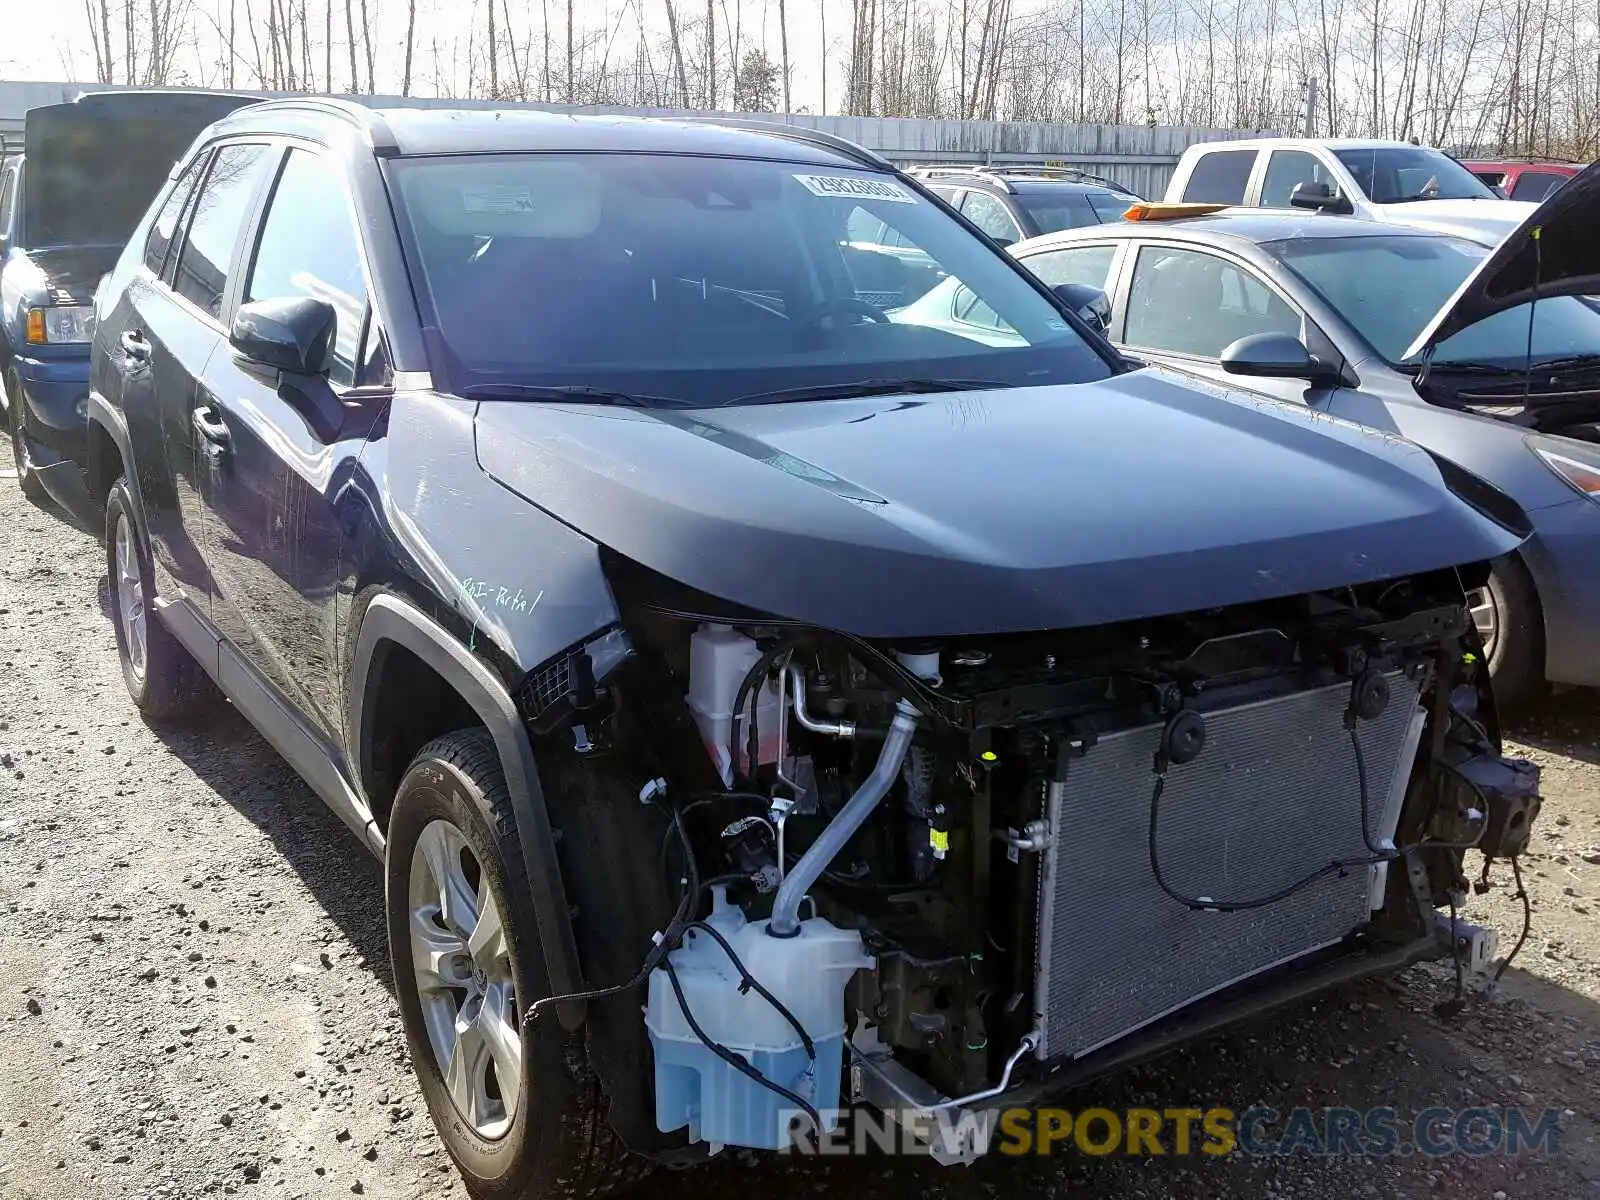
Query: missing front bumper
[{"left": 848, "top": 931, "right": 1449, "bottom": 1166}]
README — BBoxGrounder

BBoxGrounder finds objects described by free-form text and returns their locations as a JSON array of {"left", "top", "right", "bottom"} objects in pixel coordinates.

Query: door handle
[
  {"left": 192, "top": 405, "right": 231, "bottom": 450},
  {"left": 120, "top": 330, "right": 151, "bottom": 362}
]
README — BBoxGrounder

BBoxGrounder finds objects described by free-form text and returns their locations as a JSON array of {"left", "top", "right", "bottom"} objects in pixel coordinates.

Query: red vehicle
[{"left": 1463, "top": 158, "right": 1584, "bottom": 203}]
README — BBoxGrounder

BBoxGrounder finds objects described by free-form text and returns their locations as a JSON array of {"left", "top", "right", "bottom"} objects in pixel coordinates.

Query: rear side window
[
  {"left": 1024, "top": 244, "right": 1118, "bottom": 292},
  {"left": 1181, "top": 150, "right": 1256, "bottom": 205},
  {"left": 1014, "top": 193, "right": 1096, "bottom": 235},
  {"left": 245, "top": 149, "right": 369, "bottom": 387},
  {"left": 173, "top": 143, "right": 271, "bottom": 320},
  {"left": 1085, "top": 192, "right": 1131, "bottom": 223},
  {"left": 1126, "top": 245, "right": 1300, "bottom": 358},
  {"left": 950, "top": 285, "right": 1009, "bottom": 333},
  {"left": 143, "top": 156, "right": 207, "bottom": 278},
  {"left": 961, "top": 191, "right": 1023, "bottom": 244},
  {"left": 1511, "top": 172, "right": 1567, "bottom": 203},
  {"left": 1260, "top": 150, "right": 1337, "bottom": 208}
]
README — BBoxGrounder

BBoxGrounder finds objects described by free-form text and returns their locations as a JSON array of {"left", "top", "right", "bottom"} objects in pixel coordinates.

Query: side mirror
[
  {"left": 1221, "top": 332, "right": 1343, "bottom": 386},
  {"left": 1052, "top": 281, "right": 1112, "bottom": 334},
  {"left": 230, "top": 296, "right": 335, "bottom": 376},
  {"left": 1289, "top": 180, "right": 1352, "bottom": 214}
]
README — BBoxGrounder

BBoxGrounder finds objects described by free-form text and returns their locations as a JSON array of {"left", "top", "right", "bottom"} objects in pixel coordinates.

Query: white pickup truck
[{"left": 1164, "top": 137, "right": 1538, "bottom": 245}]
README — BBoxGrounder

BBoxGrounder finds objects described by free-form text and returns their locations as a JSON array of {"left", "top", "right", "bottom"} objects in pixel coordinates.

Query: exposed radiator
[{"left": 1033, "top": 674, "right": 1420, "bottom": 1061}]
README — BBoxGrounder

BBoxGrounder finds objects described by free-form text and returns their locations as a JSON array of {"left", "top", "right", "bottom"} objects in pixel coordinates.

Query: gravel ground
[{"left": 1, "top": 461, "right": 1598, "bottom": 1200}]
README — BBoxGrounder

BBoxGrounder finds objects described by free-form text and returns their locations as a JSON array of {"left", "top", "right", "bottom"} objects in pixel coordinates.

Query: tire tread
[
  {"left": 405, "top": 728, "right": 651, "bottom": 1200},
  {"left": 1484, "top": 554, "right": 1545, "bottom": 714},
  {"left": 105, "top": 476, "right": 214, "bottom": 722}
]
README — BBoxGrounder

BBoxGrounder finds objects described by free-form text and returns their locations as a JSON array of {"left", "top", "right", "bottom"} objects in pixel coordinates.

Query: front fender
[
  {"left": 349, "top": 592, "right": 588, "bottom": 1031},
  {"left": 0, "top": 250, "right": 49, "bottom": 354}
]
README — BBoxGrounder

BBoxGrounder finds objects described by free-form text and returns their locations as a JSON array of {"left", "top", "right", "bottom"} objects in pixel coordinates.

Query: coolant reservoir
[
  {"left": 646, "top": 889, "right": 874, "bottom": 1151},
  {"left": 685, "top": 624, "right": 782, "bottom": 786}
]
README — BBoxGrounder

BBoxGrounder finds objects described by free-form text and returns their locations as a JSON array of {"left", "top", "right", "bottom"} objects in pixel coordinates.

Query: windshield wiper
[
  {"left": 723, "top": 377, "right": 1013, "bottom": 406},
  {"left": 1423, "top": 361, "right": 1527, "bottom": 376},
  {"left": 1525, "top": 354, "right": 1600, "bottom": 375},
  {"left": 457, "top": 383, "right": 694, "bottom": 407}
]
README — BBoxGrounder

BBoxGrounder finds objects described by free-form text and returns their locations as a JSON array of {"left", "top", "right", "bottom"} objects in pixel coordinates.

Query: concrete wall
[{"left": 0, "top": 80, "right": 1269, "bottom": 196}]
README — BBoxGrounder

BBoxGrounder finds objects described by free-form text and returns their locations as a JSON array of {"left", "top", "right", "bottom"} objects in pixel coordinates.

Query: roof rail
[
  {"left": 232, "top": 96, "right": 399, "bottom": 154},
  {"left": 904, "top": 166, "right": 1017, "bottom": 192},
  {"left": 992, "top": 165, "right": 1128, "bottom": 188},
  {"left": 687, "top": 116, "right": 892, "bottom": 170},
  {"left": 904, "top": 163, "right": 1143, "bottom": 196}
]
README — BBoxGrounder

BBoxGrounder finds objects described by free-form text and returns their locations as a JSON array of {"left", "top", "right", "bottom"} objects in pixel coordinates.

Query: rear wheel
[
  {"left": 387, "top": 729, "right": 647, "bottom": 1200},
  {"left": 5, "top": 367, "right": 44, "bottom": 501},
  {"left": 1469, "top": 555, "right": 1544, "bottom": 713},
  {"left": 105, "top": 478, "right": 213, "bottom": 720}
]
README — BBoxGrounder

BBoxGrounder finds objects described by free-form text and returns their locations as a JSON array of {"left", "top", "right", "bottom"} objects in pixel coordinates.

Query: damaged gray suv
[{"left": 85, "top": 98, "right": 1543, "bottom": 1197}]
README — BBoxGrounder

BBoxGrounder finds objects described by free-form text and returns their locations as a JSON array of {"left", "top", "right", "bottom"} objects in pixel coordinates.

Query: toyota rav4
[{"left": 86, "top": 99, "right": 1542, "bottom": 1199}]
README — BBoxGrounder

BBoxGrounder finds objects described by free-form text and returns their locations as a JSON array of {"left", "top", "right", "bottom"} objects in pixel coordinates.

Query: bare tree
[
  {"left": 777, "top": 0, "right": 790, "bottom": 111},
  {"left": 402, "top": 0, "right": 417, "bottom": 94},
  {"left": 359, "top": 0, "right": 373, "bottom": 91},
  {"left": 664, "top": 0, "right": 692, "bottom": 106},
  {"left": 54, "top": 0, "right": 1600, "bottom": 154},
  {"left": 489, "top": 0, "right": 501, "bottom": 97},
  {"left": 343, "top": 0, "right": 357, "bottom": 91},
  {"left": 85, "top": 0, "right": 114, "bottom": 81},
  {"left": 705, "top": 0, "right": 717, "bottom": 106},
  {"left": 818, "top": 0, "right": 827, "bottom": 112}
]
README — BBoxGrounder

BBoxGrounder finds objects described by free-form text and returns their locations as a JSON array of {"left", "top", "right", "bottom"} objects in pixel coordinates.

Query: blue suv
[{"left": 0, "top": 89, "right": 252, "bottom": 516}]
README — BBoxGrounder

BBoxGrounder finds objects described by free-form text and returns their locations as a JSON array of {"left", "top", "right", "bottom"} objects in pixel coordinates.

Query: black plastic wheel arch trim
[
  {"left": 351, "top": 592, "right": 588, "bottom": 1031},
  {"left": 86, "top": 392, "right": 144, "bottom": 529}
]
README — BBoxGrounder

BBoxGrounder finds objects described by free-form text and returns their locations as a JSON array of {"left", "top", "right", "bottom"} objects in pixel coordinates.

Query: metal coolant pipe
[{"left": 768, "top": 697, "right": 921, "bottom": 938}]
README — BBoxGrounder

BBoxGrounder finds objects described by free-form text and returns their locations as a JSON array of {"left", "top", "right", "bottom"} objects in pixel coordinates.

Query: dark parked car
[
  {"left": 1001, "top": 193, "right": 1600, "bottom": 706},
  {"left": 905, "top": 165, "right": 1140, "bottom": 243},
  {"left": 0, "top": 89, "right": 255, "bottom": 517},
  {"left": 88, "top": 100, "right": 1537, "bottom": 1198},
  {"left": 1463, "top": 158, "right": 1583, "bottom": 203}
]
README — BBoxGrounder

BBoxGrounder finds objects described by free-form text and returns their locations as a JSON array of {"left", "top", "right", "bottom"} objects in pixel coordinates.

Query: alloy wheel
[
  {"left": 1467, "top": 585, "right": 1500, "bottom": 664},
  {"left": 113, "top": 512, "right": 148, "bottom": 683},
  {"left": 408, "top": 819, "right": 522, "bottom": 1140}
]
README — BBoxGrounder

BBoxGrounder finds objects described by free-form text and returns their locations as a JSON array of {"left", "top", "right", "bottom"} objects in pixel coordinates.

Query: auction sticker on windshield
[
  {"left": 462, "top": 186, "right": 536, "bottom": 214},
  {"left": 794, "top": 174, "right": 916, "bottom": 203}
]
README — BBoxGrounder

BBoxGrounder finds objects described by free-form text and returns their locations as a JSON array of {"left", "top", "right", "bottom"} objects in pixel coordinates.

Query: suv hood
[
  {"left": 1374, "top": 197, "right": 1537, "bottom": 245},
  {"left": 22, "top": 90, "right": 257, "bottom": 249},
  {"left": 0, "top": 244, "right": 121, "bottom": 306},
  {"left": 474, "top": 369, "right": 1523, "bottom": 638},
  {"left": 1405, "top": 162, "right": 1600, "bottom": 358}
]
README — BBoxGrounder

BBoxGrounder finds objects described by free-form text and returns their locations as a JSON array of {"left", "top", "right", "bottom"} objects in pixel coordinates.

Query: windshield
[
  {"left": 1333, "top": 147, "right": 1498, "bottom": 204},
  {"left": 1272, "top": 234, "right": 1600, "bottom": 367},
  {"left": 387, "top": 153, "right": 1111, "bottom": 405},
  {"left": 1015, "top": 191, "right": 1128, "bottom": 234}
]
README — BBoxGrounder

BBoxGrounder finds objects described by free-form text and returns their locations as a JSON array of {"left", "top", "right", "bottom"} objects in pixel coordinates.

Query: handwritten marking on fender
[{"left": 460, "top": 579, "right": 545, "bottom": 616}]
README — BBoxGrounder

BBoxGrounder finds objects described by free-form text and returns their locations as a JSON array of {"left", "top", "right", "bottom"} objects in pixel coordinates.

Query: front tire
[
  {"left": 387, "top": 729, "right": 644, "bottom": 1200},
  {"left": 1471, "top": 555, "right": 1545, "bottom": 713},
  {"left": 106, "top": 478, "right": 213, "bottom": 720},
  {"left": 5, "top": 367, "right": 45, "bottom": 501}
]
